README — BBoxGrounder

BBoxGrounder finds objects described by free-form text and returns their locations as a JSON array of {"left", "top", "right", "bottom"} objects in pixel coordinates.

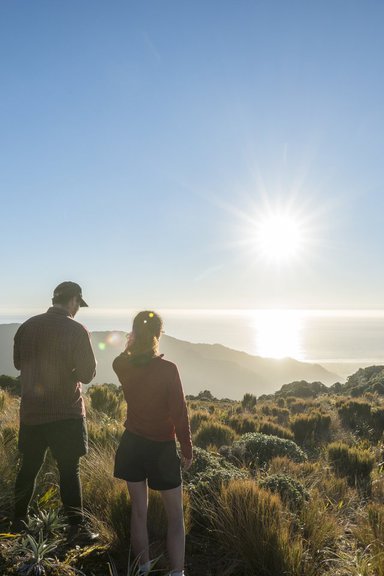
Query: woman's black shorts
[{"left": 114, "top": 429, "right": 182, "bottom": 491}]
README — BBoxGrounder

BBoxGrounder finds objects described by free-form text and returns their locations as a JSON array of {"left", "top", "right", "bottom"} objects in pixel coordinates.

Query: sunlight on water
[
  {"left": 2, "top": 308, "right": 384, "bottom": 372},
  {"left": 251, "top": 310, "right": 305, "bottom": 360}
]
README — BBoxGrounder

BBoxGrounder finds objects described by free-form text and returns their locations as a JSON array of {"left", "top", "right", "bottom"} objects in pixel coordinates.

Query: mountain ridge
[{"left": 0, "top": 324, "right": 340, "bottom": 400}]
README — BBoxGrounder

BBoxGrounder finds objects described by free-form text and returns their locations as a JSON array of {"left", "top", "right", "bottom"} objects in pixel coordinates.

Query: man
[{"left": 12, "top": 281, "right": 98, "bottom": 544}]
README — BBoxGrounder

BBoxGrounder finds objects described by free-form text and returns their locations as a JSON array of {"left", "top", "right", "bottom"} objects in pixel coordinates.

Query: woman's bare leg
[
  {"left": 160, "top": 485, "right": 185, "bottom": 572},
  {"left": 127, "top": 481, "right": 149, "bottom": 564}
]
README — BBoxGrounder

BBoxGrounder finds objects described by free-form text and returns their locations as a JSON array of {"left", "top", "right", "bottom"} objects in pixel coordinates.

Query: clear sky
[{"left": 1, "top": 0, "right": 384, "bottom": 311}]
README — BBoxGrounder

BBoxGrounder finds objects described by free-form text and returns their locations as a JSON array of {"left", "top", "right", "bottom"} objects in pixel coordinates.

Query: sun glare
[
  {"left": 255, "top": 212, "right": 305, "bottom": 264},
  {"left": 253, "top": 310, "right": 304, "bottom": 360}
]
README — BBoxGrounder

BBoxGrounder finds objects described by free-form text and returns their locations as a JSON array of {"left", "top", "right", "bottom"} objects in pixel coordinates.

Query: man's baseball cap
[{"left": 53, "top": 282, "right": 88, "bottom": 307}]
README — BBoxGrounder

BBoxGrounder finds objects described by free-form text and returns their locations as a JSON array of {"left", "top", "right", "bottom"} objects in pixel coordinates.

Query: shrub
[
  {"left": 319, "top": 475, "right": 350, "bottom": 505},
  {"left": 337, "top": 400, "right": 384, "bottom": 440},
  {"left": 271, "top": 406, "right": 290, "bottom": 425},
  {"left": 225, "top": 415, "right": 258, "bottom": 434},
  {"left": 290, "top": 411, "right": 331, "bottom": 445},
  {"left": 0, "top": 374, "right": 20, "bottom": 396},
  {"left": 194, "top": 421, "right": 236, "bottom": 449},
  {"left": 88, "top": 384, "right": 123, "bottom": 420},
  {"left": 354, "top": 503, "right": 384, "bottom": 576},
  {"left": 342, "top": 365, "right": 384, "bottom": 397},
  {"left": 337, "top": 399, "right": 371, "bottom": 429},
  {"left": 371, "top": 407, "right": 384, "bottom": 439},
  {"left": 191, "top": 390, "right": 217, "bottom": 401},
  {"left": 199, "top": 479, "right": 303, "bottom": 575},
  {"left": 260, "top": 403, "right": 273, "bottom": 416},
  {"left": 276, "top": 380, "right": 328, "bottom": 399},
  {"left": 0, "top": 390, "right": 6, "bottom": 411},
  {"left": 183, "top": 446, "right": 248, "bottom": 493},
  {"left": 88, "top": 420, "right": 123, "bottom": 448},
  {"left": 241, "top": 393, "right": 257, "bottom": 410},
  {"left": 268, "top": 456, "right": 318, "bottom": 482},
  {"left": 0, "top": 424, "right": 20, "bottom": 518},
  {"left": 226, "top": 432, "right": 307, "bottom": 468},
  {"left": 189, "top": 410, "right": 210, "bottom": 433},
  {"left": 259, "top": 474, "right": 308, "bottom": 512},
  {"left": 328, "top": 442, "right": 374, "bottom": 494},
  {"left": 300, "top": 491, "right": 341, "bottom": 570},
  {"left": 258, "top": 420, "right": 294, "bottom": 441},
  {"left": 287, "top": 398, "right": 310, "bottom": 414}
]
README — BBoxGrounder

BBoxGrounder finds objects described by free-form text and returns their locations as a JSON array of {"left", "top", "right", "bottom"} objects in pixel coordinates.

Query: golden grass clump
[
  {"left": 0, "top": 389, "right": 7, "bottom": 411},
  {"left": 290, "top": 411, "right": 331, "bottom": 446},
  {"left": 193, "top": 420, "right": 237, "bottom": 449},
  {"left": 259, "top": 402, "right": 290, "bottom": 423},
  {"left": 267, "top": 455, "right": 318, "bottom": 482},
  {"left": 319, "top": 474, "right": 350, "bottom": 506},
  {"left": 87, "top": 420, "right": 123, "bottom": 449},
  {"left": 0, "top": 423, "right": 20, "bottom": 519},
  {"left": 286, "top": 398, "right": 311, "bottom": 413},
  {"left": 189, "top": 409, "right": 210, "bottom": 433},
  {"left": 327, "top": 442, "right": 375, "bottom": 494},
  {"left": 354, "top": 503, "right": 384, "bottom": 576},
  {"left": 300, "top": 489, "right": 342, "bottom": 573},
  {"left": 225, "top": 414, "right": 258, "bottom": 434},
  {"left": 199, "top": 479, "right": 303, "bottom": 576},
  {"left": 258, "top": 420, "right": 294, "bottom": 440},
  {"left": 87, "top": 384, "right": 124, "bottom": 421}
]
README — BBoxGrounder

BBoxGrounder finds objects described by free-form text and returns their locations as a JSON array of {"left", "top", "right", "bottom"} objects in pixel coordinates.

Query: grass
[{"left": 2, "top": 381, "right": 384, "bottom": 574}]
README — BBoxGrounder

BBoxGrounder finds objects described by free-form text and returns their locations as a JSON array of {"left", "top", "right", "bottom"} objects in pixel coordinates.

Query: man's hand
[{"left": 181, "top": 455, "right": 193, "bottom": 471}]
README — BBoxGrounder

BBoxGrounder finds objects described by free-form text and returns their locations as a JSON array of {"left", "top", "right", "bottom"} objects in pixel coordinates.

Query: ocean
[{"left": 2, "top": 309, "right": 384, "bottom": 380}]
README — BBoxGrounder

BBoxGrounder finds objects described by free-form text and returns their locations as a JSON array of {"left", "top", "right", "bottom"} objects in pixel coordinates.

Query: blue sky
[{"left": 1, "top": 0, "right": 384, "bottom": 311}]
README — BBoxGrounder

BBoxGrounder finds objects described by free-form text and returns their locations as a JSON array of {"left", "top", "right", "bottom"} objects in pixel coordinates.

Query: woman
[{"left": 113, "top": 311, "right": 193, "bottom": 576}]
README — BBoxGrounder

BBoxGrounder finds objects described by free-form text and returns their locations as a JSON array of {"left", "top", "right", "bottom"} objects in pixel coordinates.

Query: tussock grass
[
  {"left": 189, "top": 410, "right": 210, "bottom": 433},
  {"left": 193, "top": 421, "right": 237, "bottom": 449},
  {"left": 198, "top": 479, "right": 303, "bottom": 576},
  {"left": 258, "top": 419, "right": 294, "bottom": 440},
  {"left": 328, "top": 442, "right": 375, "bottom": 494}
]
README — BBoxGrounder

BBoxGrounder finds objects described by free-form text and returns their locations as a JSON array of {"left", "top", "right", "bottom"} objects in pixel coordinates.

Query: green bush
[
  {"left": 194, "top": 421, "right": 237, "bottom": 449},
  {"left": 183, "top": 446, "right": 248, "bottom": 493},
  {"left": 259, "top": 474, "right": 308, "bottom": 511},
  {"left": 341, "top": 365, "right": 384, "bottom": 397},
  {"left": 224, "top": 432, "right": 307, "bottom": 468},
  {"left": 276, "top": 380, "right": 328, "bottom": 399},
  {"left": 327, "top": 442, "right": 374, "bottom": 494}
]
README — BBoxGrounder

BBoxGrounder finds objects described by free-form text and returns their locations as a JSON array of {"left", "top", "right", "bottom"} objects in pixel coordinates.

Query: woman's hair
[{"left": 126, "top": 310, "right": 163, "bottom": 359}]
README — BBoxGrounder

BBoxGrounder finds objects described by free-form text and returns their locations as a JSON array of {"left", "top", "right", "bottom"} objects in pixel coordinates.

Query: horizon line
[{"left": 2, "top": 307, "right": 384, "bottom": 318}]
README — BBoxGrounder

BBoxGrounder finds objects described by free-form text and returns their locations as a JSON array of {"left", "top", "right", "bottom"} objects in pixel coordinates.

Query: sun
[{"left": 254, "top": 211, "right": 305, "bottom": 264}]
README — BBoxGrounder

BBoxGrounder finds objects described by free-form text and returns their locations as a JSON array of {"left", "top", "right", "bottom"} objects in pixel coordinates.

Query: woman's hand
[{"left": 181, "top": 455, "right": 193, "bottom": 471}]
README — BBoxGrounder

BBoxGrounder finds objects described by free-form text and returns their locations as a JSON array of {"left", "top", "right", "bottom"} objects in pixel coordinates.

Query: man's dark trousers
[{"left": 15, "top": 418, "right": 88, "bottom": 525}]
